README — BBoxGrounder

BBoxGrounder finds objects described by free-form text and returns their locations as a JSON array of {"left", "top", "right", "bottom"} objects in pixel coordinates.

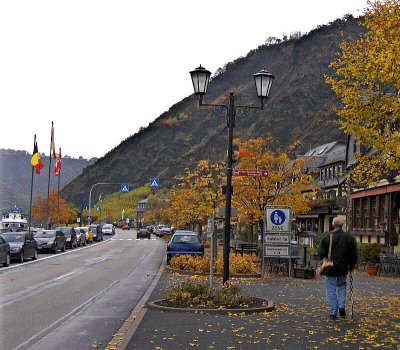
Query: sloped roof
[{"left": 299, "top": 141, "right": 347, "bottom": 168}]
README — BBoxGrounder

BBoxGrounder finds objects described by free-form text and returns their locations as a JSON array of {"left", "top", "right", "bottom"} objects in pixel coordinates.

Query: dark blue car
[{"left": 166, "top": 231, "right": 204, "bottom": 264}]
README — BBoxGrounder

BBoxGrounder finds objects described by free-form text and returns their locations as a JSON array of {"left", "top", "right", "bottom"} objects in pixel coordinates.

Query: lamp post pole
[
  {"left": 223, "top": 92, "right": 235, "bottom": 283},
  {"left": 190, "top": 65, "right": 274, "bottom": 284}
]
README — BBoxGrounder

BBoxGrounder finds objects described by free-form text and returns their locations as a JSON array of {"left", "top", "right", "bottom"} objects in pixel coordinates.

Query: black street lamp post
[{"left": 190, "top": 65, "right": 274, "bottom": 283}]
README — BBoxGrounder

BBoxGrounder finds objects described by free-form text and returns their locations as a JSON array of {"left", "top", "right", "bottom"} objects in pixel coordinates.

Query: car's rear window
[
  {"left": 1, "top": 234, "right": 24, "bottom": 242},
  {"left": 35, "top": 231, "right": 56, "bottom": 238},
  {"left": 172, "top": 235, "right": 199, "bottom": 244},
  {"left": 56, "top": 228, "right": 71, "bottom": 236}
]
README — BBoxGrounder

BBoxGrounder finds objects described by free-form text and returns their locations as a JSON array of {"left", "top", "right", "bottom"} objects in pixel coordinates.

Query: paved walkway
[{"left": 113, "top": 269, "right": 400, "bottom": 350}]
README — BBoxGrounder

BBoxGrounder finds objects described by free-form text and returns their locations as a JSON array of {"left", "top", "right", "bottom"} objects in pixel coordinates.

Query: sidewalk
[{"left": 116, "top": 269, "right": 400, "bottom": 350}]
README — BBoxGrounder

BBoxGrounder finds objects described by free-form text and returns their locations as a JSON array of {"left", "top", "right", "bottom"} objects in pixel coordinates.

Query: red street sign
[
  {"left": 233, "top": 169, "right": 269, "bottom": 177},
  {"left": 233, "top": 150, "right": 251, "bottom": 157}
]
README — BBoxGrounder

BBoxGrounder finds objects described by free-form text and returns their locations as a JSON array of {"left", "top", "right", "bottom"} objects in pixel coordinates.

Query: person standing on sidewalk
[{"left": 318, "top": 216, "right": 358, "bottom": 319}]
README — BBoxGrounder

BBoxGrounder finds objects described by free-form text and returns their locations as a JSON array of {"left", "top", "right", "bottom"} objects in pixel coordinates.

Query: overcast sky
[{"left": 0, "top": 0, "right": 367, "bottom": 159}]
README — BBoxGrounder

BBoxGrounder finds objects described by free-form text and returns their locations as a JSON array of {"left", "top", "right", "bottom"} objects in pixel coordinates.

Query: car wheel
[
  {"left": 32, "top": 249, "right": 38, "bottom": 260},
  {"left": 19, "top": 250, "right": 24, "bottom": 263},
  {"left": 61, "top": 243, "right": 66, "bottom": 252},
  {"left": 3, "top": 253, "right": 10, "bottom": 267}
]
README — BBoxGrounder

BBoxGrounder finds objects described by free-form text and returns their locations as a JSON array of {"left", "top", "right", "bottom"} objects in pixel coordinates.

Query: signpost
[
  {"left": 234, "top": 169, "right": 268, "bottom": 177},
  {"left": 120, "top": 184, "right": 129, "bottom": 193},
  {"left": 150, "top": 178, "right": 160, "bottom": 189},
  {"left": 264, "top": 206, "right": 293, "bottom": 277}
]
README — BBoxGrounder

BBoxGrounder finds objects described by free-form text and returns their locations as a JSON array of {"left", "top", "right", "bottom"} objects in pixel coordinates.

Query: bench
[{"left": 233, "top": 242, "right": 258, "bottom": 256}]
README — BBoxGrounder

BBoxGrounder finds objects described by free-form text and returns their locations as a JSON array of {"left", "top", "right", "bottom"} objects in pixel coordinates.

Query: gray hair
[{"left": 332, "top": 216, "right": 344, "bottom": 228}]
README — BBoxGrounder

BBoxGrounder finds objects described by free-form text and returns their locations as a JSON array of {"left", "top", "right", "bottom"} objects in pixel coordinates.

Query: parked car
[
  {"left": 0, "top": 235, "right": 11, "bottom": 267},
  {"left": 166, "top": 231, "right": 204, "bottom": 264},
  {"left": 137, "top": 228, "right": 151, "bottom": 239},
  {"left": 88, "top": 224, "right": 103, "bottom": 242},
  {"left": 156, "top": 225, "right": 173, "bottom": 237},
  {"left": 74, "top": 227, "right": 87, "bottom": 246},
  {"left": 102, "top": 224, "right": 114, "bottom": 235},
  {"left": 122, "top": 224, "right": 130, "bottom": 230},
  {"left": 55, "top": 227, "right": 78, "bottom": 249},
  {"left": 34, "top": 230, "right": 66, "bottom": 253},
  {"left": 76, "top": 226, "right": 93, "bottom": 244},
  {"left": 0, "top": 231, "right": 38, "bottom": 262}
]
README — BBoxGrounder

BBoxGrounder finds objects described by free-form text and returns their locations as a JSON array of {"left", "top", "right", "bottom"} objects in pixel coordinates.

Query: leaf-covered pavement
[{"left": 123, "top": 272, "right": 400, "bottom": 350}]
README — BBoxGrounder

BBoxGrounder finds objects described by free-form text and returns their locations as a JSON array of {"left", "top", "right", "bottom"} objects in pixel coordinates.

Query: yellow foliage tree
[
  {"left": 143, "top": 194, "right": 170, "bottom": 225},
  {"left": 164, "top": 160, "right": 225, "bottom": 228},
  {"left": 231, "top": 138, "right": 314, "bottom": 225},
  {"left": 32, "top": 191, "right": 76, "bottom": 227},
  {"left": 326, "top": 0, "right": 400, "bottom": 184}
]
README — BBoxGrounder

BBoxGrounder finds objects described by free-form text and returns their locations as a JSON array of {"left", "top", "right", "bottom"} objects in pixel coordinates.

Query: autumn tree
[
  {"left": 231, "top": 138, "right": 315, "bottom": 226},
  {"left": 326, "top": 0, "right": 400, "bottom": 184},
  {"left": 32, "top": 190, "right": 76, "bottom": 227},
  {"left": 143, "top": 194, "right": 170, "bottom": 225},
  {"left": 164, "top": 160, "right": 225, "bottom": 230}
]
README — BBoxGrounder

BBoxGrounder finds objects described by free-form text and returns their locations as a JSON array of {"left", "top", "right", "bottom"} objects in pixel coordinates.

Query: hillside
[
  {"left": 0, "top": 149, "right": 95, "bottom": 209},
  {"left": 62, "top": 16, "right": 365, "bottom": 206}
]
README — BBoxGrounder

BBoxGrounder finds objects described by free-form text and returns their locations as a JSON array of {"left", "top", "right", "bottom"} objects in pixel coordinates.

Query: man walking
[{"left": 318, "top": 216, "right": 358, "bottom": 319}]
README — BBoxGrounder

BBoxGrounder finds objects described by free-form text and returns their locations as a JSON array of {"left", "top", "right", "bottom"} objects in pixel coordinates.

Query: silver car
[
  {"left": 74, "top": 227, "right": 87, "bottom": 246},
  {"left": 102, "top": 224, "right": 114, "bottom": 235}
]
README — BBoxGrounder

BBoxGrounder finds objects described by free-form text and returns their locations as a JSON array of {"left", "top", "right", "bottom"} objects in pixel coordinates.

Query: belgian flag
[{"left": 31, "top": 138, "right": 44, "bottom": 174}]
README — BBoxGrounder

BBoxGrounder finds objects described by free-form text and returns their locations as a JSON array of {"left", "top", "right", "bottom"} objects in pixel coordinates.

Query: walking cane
[{"left": 349, "top": 271, "right": 354, "bottom": 319}]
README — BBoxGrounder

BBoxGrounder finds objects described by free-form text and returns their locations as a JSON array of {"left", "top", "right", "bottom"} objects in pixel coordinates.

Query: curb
[
  {"left": 105, "top": 261, "right": 165, "bottom": 350},
  {"left": 166, "top": 266, "right": 262, "bottom": 278},
  {"left": 146, "top": 298, "right": 274, "bottom": 315}
]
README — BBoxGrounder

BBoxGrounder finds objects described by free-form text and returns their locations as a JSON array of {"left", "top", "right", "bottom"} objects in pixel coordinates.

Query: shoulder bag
[{"left": 318, "top": 233, "right": 334, "bottom": 276}]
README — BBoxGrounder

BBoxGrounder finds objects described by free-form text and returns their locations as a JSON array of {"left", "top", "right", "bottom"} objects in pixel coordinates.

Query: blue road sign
[
  {"left": 150, "top": 178, "right": 160, "bottom": 189},
  {"left": 120, "top": 183, "right": 129, "bottom": 193},
  {"left": 86, "top": 215, "right": 92, "bottom": 221},
  {"left": 270, "top": 209, "right": 286, "bottom": 225},
  {"left": 265, "top": 206, "right": 291, "bottom": 232}
]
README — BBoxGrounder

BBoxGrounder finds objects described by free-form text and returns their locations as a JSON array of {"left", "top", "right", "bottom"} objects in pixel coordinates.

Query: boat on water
[{"left": 1, "top": 206, "right": 28, "bottom": 231}]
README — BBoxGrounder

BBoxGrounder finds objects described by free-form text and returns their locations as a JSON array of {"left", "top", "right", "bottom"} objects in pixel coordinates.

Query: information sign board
[
  {"left": 265, "top": 234, "right": 290, "bottom": 245},
  {"left": 265, "top": 207, "right": 291, "bottom": 232},
  {"left": 264, "top": 245, "right": 290, "bottom": 258},
  {"left": 233, "top": 169, "right": 268, "bottom": 177}
]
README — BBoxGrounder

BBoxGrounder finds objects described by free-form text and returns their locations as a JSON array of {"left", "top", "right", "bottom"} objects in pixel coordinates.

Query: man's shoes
[
  {"left": 329, "top": 314, "right": 337, "bottom": 320},
  {"left": 339, "top": 308, "right": 346, "bottom": 318}
]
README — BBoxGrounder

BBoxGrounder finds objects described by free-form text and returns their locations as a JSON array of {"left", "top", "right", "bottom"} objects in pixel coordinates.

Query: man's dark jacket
[{"left": 318, "top": 230, "right": 358, "bottom": 276}]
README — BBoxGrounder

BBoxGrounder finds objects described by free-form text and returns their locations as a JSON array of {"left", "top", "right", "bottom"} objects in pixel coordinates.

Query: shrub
[
  {"left": 169, "top": 252, "right": 259, "bottom": 274},
  {"left": 164, "top": 281, "right": 252, "bottom": 308},
  {"left": 361, "top": 243, "right": 381, "bottom": 265}
]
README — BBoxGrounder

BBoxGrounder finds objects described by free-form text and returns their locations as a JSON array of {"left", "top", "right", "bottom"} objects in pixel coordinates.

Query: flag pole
[
  {"left": 46, "top": 121, "right": 53, "bottom": 228},
  {"left": 57, "top": 147, "right": 61, "bottom": 225},
  {"left": 28, "top": 134, "right": 36, "bottom": 234}
]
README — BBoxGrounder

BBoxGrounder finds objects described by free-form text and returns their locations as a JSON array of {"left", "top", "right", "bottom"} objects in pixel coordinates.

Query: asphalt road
[{"left": 0, "top": 228, "right": 165, "bottom": 350}]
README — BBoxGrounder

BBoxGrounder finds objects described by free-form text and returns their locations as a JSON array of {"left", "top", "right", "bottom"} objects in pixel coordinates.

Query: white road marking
[{"left": 52, "top": 272, "right": 74, "bottom": 282}]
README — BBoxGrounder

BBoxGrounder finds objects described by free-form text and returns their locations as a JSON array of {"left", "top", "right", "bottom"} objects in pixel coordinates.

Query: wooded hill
[
  {"left": 62, "top": 16, "right": 365, "bottom": 206},
  {"left": 0, "top": 149, "right": 95, "bottom": 209}
]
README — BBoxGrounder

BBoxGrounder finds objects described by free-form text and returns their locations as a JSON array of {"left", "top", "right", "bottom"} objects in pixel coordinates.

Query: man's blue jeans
[{"left": 325, "top": 275, "right": 347, "bottom": 316}]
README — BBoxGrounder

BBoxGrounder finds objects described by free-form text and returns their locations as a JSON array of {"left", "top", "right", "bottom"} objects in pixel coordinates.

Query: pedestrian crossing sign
[
  {"left": 120, "top": 184, "right": 129, "bottom": 193},
  {"left": 150, "top": 178, "right": 160, "bottom": 189}
]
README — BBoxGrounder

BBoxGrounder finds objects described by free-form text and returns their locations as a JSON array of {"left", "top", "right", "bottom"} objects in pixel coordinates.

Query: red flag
[
  {"left": 31, "top": 139, "right": 44, "bottom": 174},
  {"left": 51, "top": 124, "right": 56, "bottom": 161},
  {"left": 51, "top": 125, "right": 62, "bottom": 176},
  {"left": 52, "top": 149, "right": 62, "bottom": 176}
]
